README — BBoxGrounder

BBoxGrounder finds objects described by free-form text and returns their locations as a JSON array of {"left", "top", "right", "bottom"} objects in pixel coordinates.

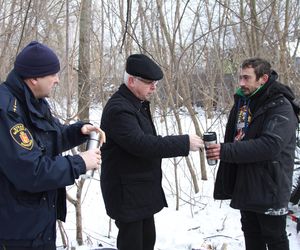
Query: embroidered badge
[{"left": 10, "top": 123, "right": 34, "bottom": 150}]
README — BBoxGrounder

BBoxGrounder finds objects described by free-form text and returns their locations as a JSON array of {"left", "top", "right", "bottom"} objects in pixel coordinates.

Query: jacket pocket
[
  {"left": 15, "top": 191, "right": 46, "bottom": 208},
  {"left": 121, "top": 171, "right": 154, "bottom": 208},
  {"left": 264, "top": 161, "right": 280, "bottom": 194},
  {"left": 250, "top": 162, "right": 279, "bottom": 208},
  {"left": 214, "top": 162, "right": 237, "bottom": 200}
]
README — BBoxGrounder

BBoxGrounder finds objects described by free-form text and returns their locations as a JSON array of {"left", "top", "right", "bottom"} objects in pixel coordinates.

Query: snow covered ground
[{"left": 56, "top": 166, "right": 300, "bottom": 250}]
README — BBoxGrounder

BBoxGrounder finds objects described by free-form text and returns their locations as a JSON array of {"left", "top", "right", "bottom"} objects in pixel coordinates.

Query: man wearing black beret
[
  {"left": 0, "top": 41, "right": 103, "bottom": 250},
  {"left": 100, "top": 54, "right": 204, "bottom": 250}
]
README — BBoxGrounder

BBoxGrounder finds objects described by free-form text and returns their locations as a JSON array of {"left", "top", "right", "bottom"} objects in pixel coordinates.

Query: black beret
[{"left": 126, "top": 54, "right": 163, "bottom": 81}]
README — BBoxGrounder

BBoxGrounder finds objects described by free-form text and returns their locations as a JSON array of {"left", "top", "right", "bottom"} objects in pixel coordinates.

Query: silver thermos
[
  {"left": 86, "top": 131, "right": 101, "bottom": 150},
  {"left": 203, "top": 131, "right": 218, "bottom": 165},
  {"left": 84, "top": 131, "right": 101, "bottom": 178}
]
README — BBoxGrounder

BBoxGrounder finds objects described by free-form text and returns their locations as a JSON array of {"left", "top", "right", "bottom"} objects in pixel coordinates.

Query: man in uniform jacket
[
  {"left": 100, "top": 54, "right": 204, "bottom": 250},
  {"left": 206, "top": 58, "right": 299, "bottom": 250},
  {"left": 0, "top": 41, "right": 103, "bottom": 250}
]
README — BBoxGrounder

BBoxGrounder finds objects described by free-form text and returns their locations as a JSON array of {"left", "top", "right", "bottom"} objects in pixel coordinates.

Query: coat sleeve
[
  {"left": 52, "top": 117, "right": 89, "bottom": 152},
  {"left": 0, "top": 110, "right": 86, "bottom": 193},
  {"left": 102, "top": 104, "right": 190, "bottom": 158},
  {"left": 220, "top": 98, "right": 298, "bottom": 163}
]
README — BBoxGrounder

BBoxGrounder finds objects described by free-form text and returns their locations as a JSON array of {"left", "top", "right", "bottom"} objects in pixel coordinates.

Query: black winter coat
[
  {"left": 0, "top": 70, "right": 88, "bottom": 247},
  {"left": 100, "top": 84, "right": 190, "bottom": 222},
  {"left": 214, "top": 71, "right": 299, "bottom": 214}
]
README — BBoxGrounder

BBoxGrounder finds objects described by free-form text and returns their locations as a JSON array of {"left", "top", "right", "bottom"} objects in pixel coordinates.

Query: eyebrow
[
  {"left": 240, "top": 73, "right": 253, "bottom": 76},
  {"left": 239, "top": 74, "right": 253, "bottom": 78}
]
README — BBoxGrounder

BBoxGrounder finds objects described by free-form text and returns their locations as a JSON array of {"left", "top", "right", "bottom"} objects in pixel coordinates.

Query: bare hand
[
  {"left": 79, "top": 148, "right": 101, "bottom": 171},
  {"left": 189, "top": 134, "right": 204, "bottom": 151},
  {"left": 81, "top": 124, "right": 106, "bottom": 146},
  {"left": 205, "top": 143, "right": 221, "bottom": 160}
]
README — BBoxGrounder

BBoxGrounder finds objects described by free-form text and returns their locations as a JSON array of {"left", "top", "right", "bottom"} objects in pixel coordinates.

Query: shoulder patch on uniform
[{"left": 10, "top": 123, "right": 34, "bottom": 150}]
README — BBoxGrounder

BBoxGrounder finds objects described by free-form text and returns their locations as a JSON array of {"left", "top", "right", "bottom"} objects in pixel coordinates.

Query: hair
[
  {"left": 241, "top": 58, "right": 271, "bottom": 80},
  {"left": 123, "top": 71, "right": 130, "bottom": 86}
]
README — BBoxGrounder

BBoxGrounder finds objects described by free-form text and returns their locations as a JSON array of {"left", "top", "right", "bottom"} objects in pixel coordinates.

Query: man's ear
[
  {"left": 24, "top": 77, "right": 37, "bottom": 86},
  {"left": 24, "top": 78, "right": 38, "bottom": 86},
  {"left": 127, "top": 76, "right": 135, "bottom": 87},
  {"left": 261, "top": 74, "right": 269, "bottom": 84},
  {"left": 31, "top": 78, "right": 38, "bottom": 85}
]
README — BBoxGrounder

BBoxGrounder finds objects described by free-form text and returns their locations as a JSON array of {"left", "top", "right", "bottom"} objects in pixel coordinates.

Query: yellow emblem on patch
[{"left": 10, "top": 123, "right": 34, "bottom": 150}]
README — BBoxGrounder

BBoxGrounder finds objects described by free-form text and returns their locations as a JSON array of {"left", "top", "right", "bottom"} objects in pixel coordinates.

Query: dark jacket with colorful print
[
  {"left": 214, "top": 71, "right": 299, "bottom": 214},
  {"left": 100, "top": 84, "right": 190, "bottom": 222},
  {"left": 0, "top": 70, "right": 88, "bottom": 247}
]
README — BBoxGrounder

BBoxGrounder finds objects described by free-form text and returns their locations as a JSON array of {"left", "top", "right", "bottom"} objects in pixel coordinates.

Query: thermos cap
[
  {"left": 89, "top": 131, "right": 100, "bottom": 141},
  {"left": 203, "top": 131, "right": 216, "bottom": 141}
]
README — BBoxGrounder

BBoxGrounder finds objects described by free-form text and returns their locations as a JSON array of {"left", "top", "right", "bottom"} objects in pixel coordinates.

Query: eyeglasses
[{"left": 134, "top": 76, "right": 158, "bottom": 85}]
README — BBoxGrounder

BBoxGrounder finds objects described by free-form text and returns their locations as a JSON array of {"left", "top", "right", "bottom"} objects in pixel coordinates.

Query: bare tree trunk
[
  {"left": 75, "top": 179, "right": 85, "bottom": 245},
  {"left": 78, "top": 0, "right": 91, "bottom": 121},
  {"left": 57, "top": 220, "right": 68, "bottom": 248},
  {"left": 56, "top": 1, "right": 71, "bottom": 247},
  {"left": 273, "top": 0, "right": 291, "bottom": 83},
  {"left": 249, "top": 0, "right": 260, "bottom": 55},
  {"left": 65, "top": 0, "right": 72, "bottom": 123},
  {"left": 75, "top": 0, "right": 92, "bottom": 245}
]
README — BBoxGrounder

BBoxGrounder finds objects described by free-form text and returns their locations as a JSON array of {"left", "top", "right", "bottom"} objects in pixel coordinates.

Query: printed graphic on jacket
[{"left": 235, "top": 100, "right": 252, "bottom": 141}]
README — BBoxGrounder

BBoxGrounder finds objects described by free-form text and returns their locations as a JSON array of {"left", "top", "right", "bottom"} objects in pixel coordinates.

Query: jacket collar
[
  {"left": 4, "top": 70, "right": 50, "bottom": 119},
  {"left": 4, "top": 70, "right": 55, "bottom": 131},
  {"left": 118, "top": 83, "right": 149, "bottom": 111}
]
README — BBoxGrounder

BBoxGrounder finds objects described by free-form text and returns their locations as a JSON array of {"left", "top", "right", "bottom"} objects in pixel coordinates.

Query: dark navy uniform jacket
[
  {"left": 0, "top": 70, "right": 88, "bottom": 247},
  {"left": 100, "top": 84, "right": 190, "bottom": 223}
]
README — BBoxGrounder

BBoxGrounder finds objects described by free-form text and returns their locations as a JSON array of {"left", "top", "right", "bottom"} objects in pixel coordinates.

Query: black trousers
[
  {"left": 1, "top": 244, "right": 56, "bottom": 250},
  {"left": 240, "top": 210, "right": 289, "bottom": 250},
  {"left": 115, "top": 216, "right": 156, "bottom": 250}
]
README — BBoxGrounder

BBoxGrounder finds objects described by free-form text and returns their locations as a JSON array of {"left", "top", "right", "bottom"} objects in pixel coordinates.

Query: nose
[
  {"left": 239, "top": 77, "right": 245, "bottom": 87},
  {"left": 54, "top": 73, "right": 60, "bottom": 84}
]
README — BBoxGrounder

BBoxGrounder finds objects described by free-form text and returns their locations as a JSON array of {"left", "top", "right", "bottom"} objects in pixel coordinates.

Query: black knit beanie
[{"left": 14, "top": 41, "right": 60, "bottom": 78}]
